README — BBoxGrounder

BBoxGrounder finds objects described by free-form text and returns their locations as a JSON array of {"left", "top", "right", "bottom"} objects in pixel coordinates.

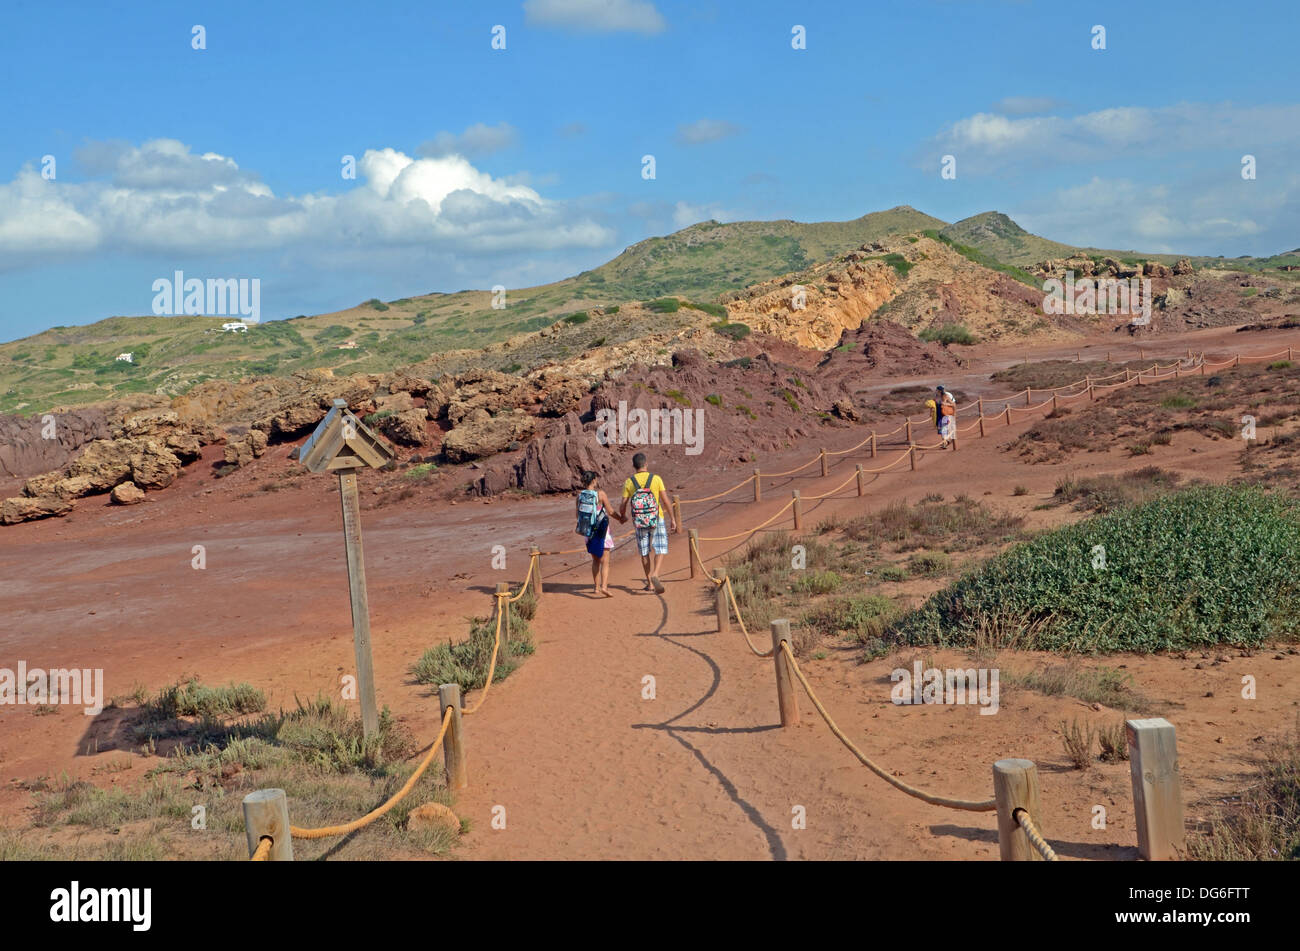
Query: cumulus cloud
[
  {"left": 524, "top": 0, "right": 666, "bottom": 34},
  {"left": 923, "top": 102, "right": 1300, "bottom": 171},
  {"left": 0, "top": 138, "right": 613, "bottom": 266},
  {"left": 676, "top": 119, "right": 743, "bottom": 145},
  {"left": 417, "top": 122, "right": 518, "bottom": 158},
  {"left": 1013, "top": 174, "right": 1300, "bottom": 255}
]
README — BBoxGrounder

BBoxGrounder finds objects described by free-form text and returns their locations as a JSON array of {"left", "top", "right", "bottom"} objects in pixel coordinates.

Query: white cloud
[
  {"left": 676, "top": 118, "right": 743, "bottom": 145},
  {"left": 0, "top": 139, "right": 613, "bottom": 266},
  {"left": 1013, "top": 175, "right": 1297, "bottom": 255},
  {"left": 524, "top": 0, "right": 666, "bottom": 34},
  {"left": 417, "top": 122, "right": 518, "bottom": 158},
  {"left": 925, "top": 102, "right": 1300, "bottom": 170}
]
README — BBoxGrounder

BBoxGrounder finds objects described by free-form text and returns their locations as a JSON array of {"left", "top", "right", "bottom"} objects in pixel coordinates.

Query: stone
[
  {"left": 378, "top": 408, "right": 429, "bottom": 446},
  {"left": 110, "top": 481, "right": 146, "bottom": 505},
  {"left": 408, "top": 802, "right": 462, "bottom": 836},
  {"left": 223, "top": 429, "right": 269, "bottom": 467},
  {"left": 441, "top": 409, "right": 536, "bottom": 463},
  {"left": 2, "top": 494, "right": 74, "bottom": 524}
]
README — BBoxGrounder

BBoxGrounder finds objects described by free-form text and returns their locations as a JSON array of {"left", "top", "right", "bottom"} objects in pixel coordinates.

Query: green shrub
[
  {"left": 711, "top": 320, "right": 751, "bottom": 341},
  {"left": 705, "top": 393, "right": 722, "bottom": 406},
  {"left": 687, "top": 301, "right": 726, "bottom": 318},
  {"left": 891, "top": 486, "right": 1300, "bottom": 652},
  {"left": 605, "top": 305, "right": 620, "bottom": 315},
  {"left": 647, "top": 298, "right": 680, "bottom": 313},
  {"left": 562, "top": 311, "right": 590, "bottom": 325},
  {"left": 366, "top": 298, "right": 390, "bottom": 311},
  {"left": 410, "top": 609, "right": 534, "bottom": 693},
  {"left": 665, "top": 389, "right": 691, "bottom": 406},
  {"left": 919, "top": 324, "right": 977, "bottom": 346}
]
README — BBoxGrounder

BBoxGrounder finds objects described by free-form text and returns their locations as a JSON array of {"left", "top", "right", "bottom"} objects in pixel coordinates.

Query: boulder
[
  {"left": 832, "top": 399, "right": 860, "bottom": 422},
  {"left": 378, "top": 408, "right": 429, "bottom": 446},
  {"left": 165, "top": 431, "right": 204, "bottom": 462},
  {"left": 407, "top": 802, "right": 461, "bottom": 837},
  {"left": 374, "top": 391, "right": 414, "bottom": 414},
  {"left": 63, "top": 439, "right": 139, "bottom": 492},
  {"left": 130, "top": 441, "right": 182, "bottom": 489},
  {"left": 538, "top": 378, "right": 587, "bottom": 417},
  {"left": 223, "top": 429, "right": 269, "bottom": 467},
  {"left": 110, "top": 481, "right": 146, "bottom": 505},
  {"left": 1172, "top": 258, "right": 1194, "bottom": 275},
  {"left": 441, "top": 409, "right": 535, "bottom": 463},
  {"left": 2, "top": 494, "right": 74, "bottom": 524}
]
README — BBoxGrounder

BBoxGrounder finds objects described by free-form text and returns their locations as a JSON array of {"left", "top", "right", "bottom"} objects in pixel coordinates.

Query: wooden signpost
[{"left": 299, "top": 399, "right": 397, "bottom": 739}]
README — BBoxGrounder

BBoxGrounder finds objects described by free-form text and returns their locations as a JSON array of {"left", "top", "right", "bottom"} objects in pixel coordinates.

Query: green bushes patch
[{"left": 891, "top": 486, "right": 1300, "bottom": 652}]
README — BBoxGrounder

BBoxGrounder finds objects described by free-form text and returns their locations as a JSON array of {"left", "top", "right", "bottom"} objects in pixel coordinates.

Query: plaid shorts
[{"left": 635, "top": 518, "right": 669, "bottom": 557}]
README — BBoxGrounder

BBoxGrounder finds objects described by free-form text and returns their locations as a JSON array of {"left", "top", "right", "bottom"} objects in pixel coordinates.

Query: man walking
[{"left": 619, "top": 452, "right": 677, "bottom": 593}]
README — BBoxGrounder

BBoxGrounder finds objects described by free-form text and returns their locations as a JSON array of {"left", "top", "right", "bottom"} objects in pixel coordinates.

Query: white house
[
  {"left": 221, "top": 321, "right": 249, "bottom": 333},
  {"left": 116, "top": 352, "right": 133, "bottom": 363}
]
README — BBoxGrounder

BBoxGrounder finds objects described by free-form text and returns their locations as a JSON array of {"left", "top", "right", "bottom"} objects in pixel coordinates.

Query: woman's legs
[
  {"left": 599, "top": 551, "right": 612, "bottom": 594},
  {"left": 590, "top": 555, "right": 601, "bottom": 593}
]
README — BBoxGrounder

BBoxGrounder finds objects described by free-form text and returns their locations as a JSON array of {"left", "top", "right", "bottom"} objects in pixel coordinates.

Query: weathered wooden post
[
  {"left": 791, "top": 490, "right": 802, "bottom": 530},
  {"left": 993, "top": 759, "right": 1044, "bottom": 861},
  {"left": 1026, "top": 388, "right": 1032, "bottom": 406},
  {"left": 855, "top": 464, "right": 865, "bottom": 497},
  {"left": 819, "top": 448, "right": 828, "bottom": 477},
  {"left": 770, "top": 619, "right": 798, "bottom": 727},
  {"left": 1127, "top": 718, "right": 1184, "bottom": 860},
  {"left": 242, "top": 789, "right": 294, "bottom": 861},
  {"left": 1004, "top": 406, "right": 1012, "bottom": 426},
  {"left": 298, "top": 398, "right": 396, "bottom": 739},
  {"left": 715, "top": 569, "right": 730, "bottom": 633},
  {"left": 979, "top": 414, "right": 986, "bottom": 438},
  {"left": 439, "top": 684, "right": 468, "bottom": 790},
  {"left": 672, "top": 498, "right": 683, "bottom": 534},
  {"left": 753, "top": 468, "right": 761, "bottom": 502},
  {"left": 905, "top": 419, "right": 912, "bottom": 442},
  {"left": 909, "top": 445, "right": 916, "bottom": 470},
  {"left": 688, "top": 529, "right": 700, "bottom": 579},
  {"left": 976, "top": 397, "right": 983, "bottom": 417},
  {"left": 1052, "top": 393, "right": 1059, "bottom": 413},
  {"left": 530, "top": 545, "right": 544, "bottom": 598},
  {"left": 870, "top": 431, "right": 877, "bottom": 458},
  {"left": 495, "top": 583, "right": 512, "bottom": 663}
]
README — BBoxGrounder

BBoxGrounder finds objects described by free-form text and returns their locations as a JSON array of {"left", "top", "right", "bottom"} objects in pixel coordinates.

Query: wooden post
[
  {"left": 1107, "top": 350, "right": 1111, "bottom": 362},
  {"left": 715, "top": 569, "right": 730, "bottom": 633},
  {"left": 819, "top": 448, "right": 828, "bottom": 477},
  {"left": 979, "top": 414, "right": 986, "bottom": 438},
  {"left": 753, "top": 469, "right": 761, "bottom": 502},
  {"left": 242, "top": 789, "right": 294, "bottom": 861},
  {"left": 1052, "top": 393, "right": 1059, "bottom": 413},
  {"left": 791, "top": 491, "right": 802, "bottom": 530},
  {"left": 530, "top": 545, "right": 544, "bottom": 598},
  {"left": 1026, "top": 388, "right": 1032, "bottom": 406},
  {"left": 870, "top": 432, "right": 877, "bottom": 458},
  {"left": 337, "top": 470, "right": 379, "bottom": 739},
  {"left": 1127, "top": 718, "right": 1184, "bottom": 861},
  {"left": 439, "top": 684, "right": 468, "bottom": 791},
  {"left": 1088, "top": 382, "right": 1094, "bottom": 401},
  {"left": 905, "top": 419, "right": 912, "bottom": 442},
  {"left": 1004, "top": 406, "right": 1012, "bottom": 425},
  {"left": 1200, "top": 361, "right": 1206, "bottom": 376},
  {"left": 993, "top": 759, "right": 1044, "bottom": 862},
  {"left": 770, "top": 619, "right": 799, "bottom": 726},
  {"left": 1289, "top": 347, "right": 1293, "bottom": 361},
  {"left": 1076, "top": 351, "right": 1080, "bottom": 361},
  {"left": 909, "top": 445, "right": 916, "bottom": 470},
  {"left": 976, "top": 397, "right": 983, "bottom": 417},
  {"left": 672, "top": 498, "right": 682, "bottom": 534},
  {"left": 688, "top": 529, "right": 700, "bottom": 579},
  {"left": 1234, "top": 354, "right": 1240, "bottom": 367},
  {"left": 1125, "top": 369, "right": 1131, "bottom": 383},
  {"left": 496, "top": 583, "right": 511, "bottom": 663},
  {"left": 855, "top": 464, "right": 865, "bottom": 497}
]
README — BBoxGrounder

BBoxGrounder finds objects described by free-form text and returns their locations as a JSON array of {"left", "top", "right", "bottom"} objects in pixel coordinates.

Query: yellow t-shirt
[{"left": 623, "top": 472, "right": 666, "bottom": 520}]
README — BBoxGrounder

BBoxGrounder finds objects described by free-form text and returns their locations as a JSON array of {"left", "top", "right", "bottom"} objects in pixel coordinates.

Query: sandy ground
[{"left": 2, "top": 325, "right": 1298, "bottom": 858}]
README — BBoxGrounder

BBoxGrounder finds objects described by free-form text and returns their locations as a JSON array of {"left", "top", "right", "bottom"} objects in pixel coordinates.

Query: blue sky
[{"left": 1, "top": 0, "right": 1297, "bottom": 342}]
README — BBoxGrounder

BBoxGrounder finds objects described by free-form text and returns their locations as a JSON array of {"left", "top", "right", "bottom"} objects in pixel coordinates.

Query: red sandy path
[{"left": 2, "top": 327, "right": 1298, "bottom": 856}]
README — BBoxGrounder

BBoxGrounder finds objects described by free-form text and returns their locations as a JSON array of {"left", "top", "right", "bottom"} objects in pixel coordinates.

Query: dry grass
[{"left": 1060, "top": 718, "right": 1097, "bottom": 769}]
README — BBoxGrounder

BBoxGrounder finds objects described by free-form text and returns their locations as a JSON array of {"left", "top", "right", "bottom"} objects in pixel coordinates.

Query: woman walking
[{"left": 575, "top": 470, "right": 623, "bottom": 597}]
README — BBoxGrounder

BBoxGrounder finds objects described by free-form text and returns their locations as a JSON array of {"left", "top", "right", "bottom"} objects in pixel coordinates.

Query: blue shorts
[
  {"left": 635, "top": 519, "right": 668, "bottom": 557},
  {"left": 586, "top": 518, "right": 610, "bottom": 558}
]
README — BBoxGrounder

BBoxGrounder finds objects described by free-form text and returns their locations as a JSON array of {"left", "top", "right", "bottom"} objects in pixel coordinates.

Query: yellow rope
[
  {"left": 290, "top": 707, "right": 454, "bottom": 839},
  {"left": 803, "top": 469, "right": 862, "bottom": 501},
  {"left": 678, "top": 473, "right": 757, "bottom": 504},
  {"left": 698, "top": 497, "right": 797, "bottom": 542},
  {"left": 780, "top": 642, "right": 997, "bottom": 812},
  {"left": 249, "top": 836, "right": 272, "bottom": 861},
  {"left": 506, "top": 555, "right": 535, "bottom": 602},
  {"left": 726, "top": 577, "right": 773, "bottom": 657},
  {"left": 1014, "top": 809, "right": 1059, "bottom": 861},
  {"left": 461, "top": 600, "right": 505, "bottom": 716},
  {"left": 763, "top": 455, "right": 820, "bottom": 478}
]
